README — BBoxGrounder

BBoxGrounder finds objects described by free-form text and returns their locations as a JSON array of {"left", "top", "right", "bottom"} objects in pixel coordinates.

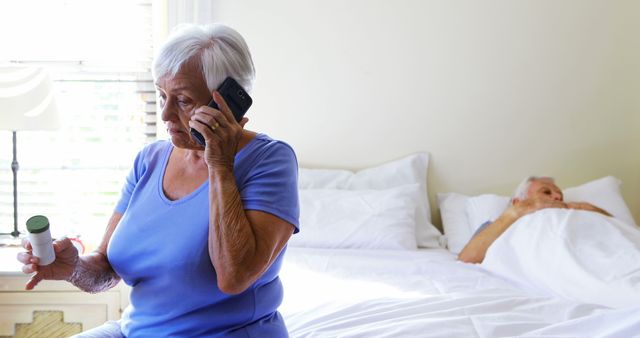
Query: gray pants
[{"left": 70, "top": 321, "right": 124, "bottom": 338}]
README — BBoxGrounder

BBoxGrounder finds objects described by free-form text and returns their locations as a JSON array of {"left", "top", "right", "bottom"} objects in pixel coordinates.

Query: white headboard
[{"left": 212, "top": 0, "right": 640, "bottom": 227}]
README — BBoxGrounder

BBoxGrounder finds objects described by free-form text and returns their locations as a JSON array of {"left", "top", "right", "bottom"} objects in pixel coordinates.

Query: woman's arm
[
  {"left": 192, "top": 92, "right": 296, "bottom": 294},
  {"left": 67, "top": 212, "right": 122, "bottom": 293},
  {"left": 208, "top": 168, "right": 294, "bottom": 295},
  {"left": 19, "top": 212, "right": 123, "bottom": 292}
]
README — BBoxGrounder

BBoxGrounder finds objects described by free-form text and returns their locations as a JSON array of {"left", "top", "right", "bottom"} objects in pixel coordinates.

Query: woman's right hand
[{"left": 17, "top": 237, "right": 79, "bottom": 290}]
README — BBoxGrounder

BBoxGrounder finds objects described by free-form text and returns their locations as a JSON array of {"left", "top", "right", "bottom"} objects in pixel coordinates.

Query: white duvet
[
  {"left": 482, "top": 208, "right": 640, "bottom": 309},
  {"left": 280, "top": 247, "right": 640, "bottom": 337}
]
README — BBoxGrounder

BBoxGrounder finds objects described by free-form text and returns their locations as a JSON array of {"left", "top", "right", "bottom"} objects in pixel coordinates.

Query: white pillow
[
  {"left": 298, "top": 153, "right": 442, "bottom": 248},
  {"left": 298, "top": 168, "right": 352, "bottom": 189},
  {"left": 290, "top": 184, "right": 421, "bottom": 250},
  {"left": 437, "top": 176, "right": 636, "bottom": 254},
  {"left": 563, "top": 176, "right": 636, "bottom": 226},
  {"left": 437, "top": 192, "right": 471, "bottom": 254},
  {"left": 465, "top": 194, "right": 511, "bottom": 234}
]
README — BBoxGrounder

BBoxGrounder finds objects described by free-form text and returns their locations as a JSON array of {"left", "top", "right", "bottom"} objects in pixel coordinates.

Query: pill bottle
[{"left": 26, "top": 215, "right": 56, "bottom": 266}]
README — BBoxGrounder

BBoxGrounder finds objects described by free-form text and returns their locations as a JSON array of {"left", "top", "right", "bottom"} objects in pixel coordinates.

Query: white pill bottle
[{"left": 26, "top": 215, "right": 56, "bottom": 266}]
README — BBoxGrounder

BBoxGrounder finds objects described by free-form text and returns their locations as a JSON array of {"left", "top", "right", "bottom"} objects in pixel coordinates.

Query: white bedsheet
[
  {"left": 482, "top": 209, "right": 640, "bottom": 309},
  {"left": 280, "top": 247, "right": 640, "bottom": 337}
]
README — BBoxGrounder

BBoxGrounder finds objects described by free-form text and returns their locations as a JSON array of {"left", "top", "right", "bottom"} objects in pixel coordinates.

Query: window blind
[{"left": 0, "top": 0, "right": 157, "bottom": 247}]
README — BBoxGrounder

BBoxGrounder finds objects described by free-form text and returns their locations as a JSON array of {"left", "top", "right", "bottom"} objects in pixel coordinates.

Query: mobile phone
[{"left": 190, "top": 77, "right": 253, "bottom": 146}]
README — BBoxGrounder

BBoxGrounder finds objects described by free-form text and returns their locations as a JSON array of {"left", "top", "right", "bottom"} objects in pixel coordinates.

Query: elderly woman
[{"left": 17, "top": 24, "right": 299, "bottom": 337}]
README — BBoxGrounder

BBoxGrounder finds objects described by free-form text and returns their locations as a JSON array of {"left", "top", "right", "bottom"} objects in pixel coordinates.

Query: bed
[
  {"left": 279, "top": 153, "right": 640, "bottom": 337},
  {"left": 280, "top": 248, "right": 640, "bottom": 337}
]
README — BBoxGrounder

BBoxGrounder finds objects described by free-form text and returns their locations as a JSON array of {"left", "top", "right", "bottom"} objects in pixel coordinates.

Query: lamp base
[{"left": 10, "top": 131, "right": 21, "bottom": 240}]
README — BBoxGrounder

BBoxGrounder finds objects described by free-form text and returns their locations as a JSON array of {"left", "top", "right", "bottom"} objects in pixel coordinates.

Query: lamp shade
[{"left": 0, "top": 66, "right": 59, "bottom": 131}]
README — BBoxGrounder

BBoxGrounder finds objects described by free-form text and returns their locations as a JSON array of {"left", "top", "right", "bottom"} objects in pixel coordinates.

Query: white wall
[{"left": 211, "top": 0, "right": 640, "bottom": 226}]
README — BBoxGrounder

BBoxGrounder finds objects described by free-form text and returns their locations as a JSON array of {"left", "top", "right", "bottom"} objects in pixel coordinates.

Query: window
[{"left": 0, "top": 0, "right": 156, "bottom": 248}]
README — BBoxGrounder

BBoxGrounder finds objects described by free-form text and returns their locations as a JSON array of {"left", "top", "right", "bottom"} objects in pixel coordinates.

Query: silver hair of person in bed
[
  {"left": 152, "top": 23, "right": 256, "bottom": 94},
  {"left": 512, "top": 176, "right": 556, "bottom": 201}
]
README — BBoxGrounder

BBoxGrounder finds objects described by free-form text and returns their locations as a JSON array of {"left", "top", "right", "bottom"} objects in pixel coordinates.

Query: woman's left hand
[{"left": 189, "top": 91, "right": 249, "bottom": 170}]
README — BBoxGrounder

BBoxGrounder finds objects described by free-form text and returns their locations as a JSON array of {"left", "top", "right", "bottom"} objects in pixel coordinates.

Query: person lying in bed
[{"left": 458, "top": 176, "right": 611, "bottom": 264}]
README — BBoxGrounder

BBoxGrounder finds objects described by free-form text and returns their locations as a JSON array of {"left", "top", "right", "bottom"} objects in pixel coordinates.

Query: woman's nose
[{"left": 160, "top": 101, "right": 174, "bottom": 122}]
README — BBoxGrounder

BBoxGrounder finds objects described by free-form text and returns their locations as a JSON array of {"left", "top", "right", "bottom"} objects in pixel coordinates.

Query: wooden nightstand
[{"left": 0, "top": 247, "right": 130, "bottom": 337}]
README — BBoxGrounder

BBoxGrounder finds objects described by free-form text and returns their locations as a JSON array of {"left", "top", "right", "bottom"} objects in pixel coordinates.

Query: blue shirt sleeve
[
  {"left": 114, "top": 145, "right": 150, "bottom": 214},
  {"left": 239, "top": 141, "right": 300, "bottom": 233}
]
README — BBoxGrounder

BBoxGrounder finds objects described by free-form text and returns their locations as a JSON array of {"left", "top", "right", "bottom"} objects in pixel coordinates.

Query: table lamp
[{"left": 0, "top": 66, "right": 59, "bottom": 238}]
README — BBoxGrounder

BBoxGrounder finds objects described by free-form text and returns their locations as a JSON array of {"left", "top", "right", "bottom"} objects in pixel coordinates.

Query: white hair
[
  {"left": 152, "top": 23, "right": 255, "bottom": 93},
  {"left": 512, "top": 176, "right": 555, "bottom": 201}
]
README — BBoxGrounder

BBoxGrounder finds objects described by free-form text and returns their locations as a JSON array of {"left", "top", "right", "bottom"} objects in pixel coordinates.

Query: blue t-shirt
[{"left": 107, "top": 134, "right": 299, "bottom": 337}]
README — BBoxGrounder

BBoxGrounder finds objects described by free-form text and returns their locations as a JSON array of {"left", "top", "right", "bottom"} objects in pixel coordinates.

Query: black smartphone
[{"left": 190, "top": 77, "right": 253, "bottom": 146}]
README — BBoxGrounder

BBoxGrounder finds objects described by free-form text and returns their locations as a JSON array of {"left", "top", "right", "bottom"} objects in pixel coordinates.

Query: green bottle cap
[{"left": 26, "top": 215, "right": 50, "bottom": 234}]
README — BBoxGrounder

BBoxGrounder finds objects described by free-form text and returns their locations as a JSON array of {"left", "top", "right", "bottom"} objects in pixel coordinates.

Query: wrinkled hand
[
  {"left": 189, "top": 91, "right": 249, "bottom": 170},
  {"left": 17, "top": 237, "right": 79, "bottom": 290},
  {"left": 505, "top": 198, "right": 568, "bottom": 220}
]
